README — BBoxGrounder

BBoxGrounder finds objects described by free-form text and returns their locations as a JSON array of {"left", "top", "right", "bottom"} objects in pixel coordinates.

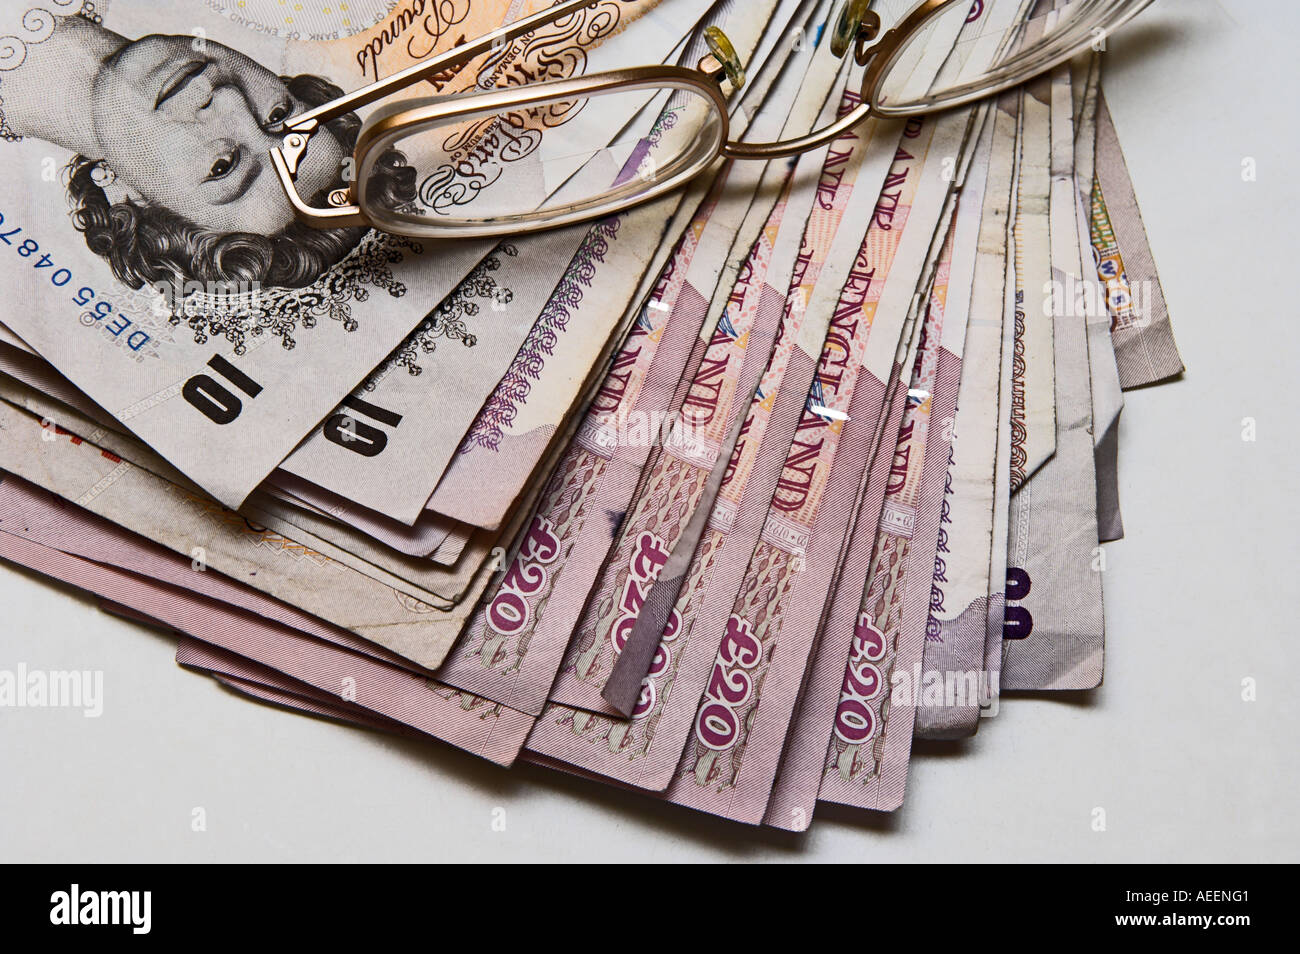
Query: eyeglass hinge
[{"left": 279, "top": 119, "right": 321, "bottom": 178}]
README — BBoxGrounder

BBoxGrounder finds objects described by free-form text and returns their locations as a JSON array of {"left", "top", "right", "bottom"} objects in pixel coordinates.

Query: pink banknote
[
  {"left": 0, "top": 477, "right": 533, "bottom": 765},
  {"left": 546, "top": 175, "right": 796, "bottom": 716},
  {"left": 525, "top": 92, "right": 902, "bottom": 791},
  {"left": 434, "top": 183, "right": 727, "bottom": 714},
  {"left": 661, "top": 116, "right": 963, "bottom": 824}
]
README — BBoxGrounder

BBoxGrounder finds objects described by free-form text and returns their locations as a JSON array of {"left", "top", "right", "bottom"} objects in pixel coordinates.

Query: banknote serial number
[
  {"left": 0, "top": 210, "right": 408, "bottom": 448},
  {"left": 0, "top": 211, "right": 150, "bottom": 352}
]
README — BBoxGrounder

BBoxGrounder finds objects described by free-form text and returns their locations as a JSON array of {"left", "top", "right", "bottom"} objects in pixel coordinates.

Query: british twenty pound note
[
  {"left": 430, "top": 176, "right": 731, "bottom": 710},
  {"left": 804, "top": 263, "right": 949, "bottom": 819},
  {"left": 524, "top": 82, "right": 901, "bottom": 786},
  {"left": 569, "top": 174, "right": 799, "bottom": 716},
  {"left": 496, "top": 31, "right": 854, "bottom": 719},
  {"left": 665, "top": 114, "right": 965, "bottom": 823},
  {"left": 537, "top": 106, "right": 955, "bottom": 814},
  {"left": 439, "top": 180, "right": 791, "bottom": 714},
  {"left": 432, "top": 0, "right": 826, "bottom": 708},
  {"left": 773, "top": 120, "right": 990, "bottom": 820}
]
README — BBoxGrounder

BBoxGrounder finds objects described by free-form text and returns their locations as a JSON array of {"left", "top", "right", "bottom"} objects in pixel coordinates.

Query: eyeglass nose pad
[
  {"left": 830, "top": 0, "right": 882, "bottom": 65},
  {"left": 701, "top": 26, "right": 745, "bottom": 91}
]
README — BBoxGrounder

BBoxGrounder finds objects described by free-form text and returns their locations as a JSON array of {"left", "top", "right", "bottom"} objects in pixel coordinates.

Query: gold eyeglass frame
[{"left": 272, "top": 0, "right": 1153, "bottom": 238}]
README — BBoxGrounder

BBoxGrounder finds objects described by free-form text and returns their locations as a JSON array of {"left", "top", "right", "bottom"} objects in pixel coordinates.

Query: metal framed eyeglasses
[{"left": 272, "top": 0, "right": 1153, "bottom": 239}]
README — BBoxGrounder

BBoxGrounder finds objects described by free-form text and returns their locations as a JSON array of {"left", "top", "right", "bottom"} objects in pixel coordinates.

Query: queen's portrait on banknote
[{"left": 0, "top": 5, "right": 417, "bottom": 294}]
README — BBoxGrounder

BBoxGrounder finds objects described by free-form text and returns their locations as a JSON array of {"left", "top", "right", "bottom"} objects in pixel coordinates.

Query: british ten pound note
[{"left": 0, "top": 0, "right": 703, "bottom": 507}]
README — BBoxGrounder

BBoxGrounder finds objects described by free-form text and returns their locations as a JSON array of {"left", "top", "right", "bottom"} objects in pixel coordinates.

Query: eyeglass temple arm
[{"left": 286, "top": 0, "right": 595, "bottom": 134}]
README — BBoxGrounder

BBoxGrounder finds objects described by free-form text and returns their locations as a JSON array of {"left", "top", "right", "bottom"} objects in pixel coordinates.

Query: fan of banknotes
[{"left": 0, "top": 0, "right": 1182, "bottom": 828}]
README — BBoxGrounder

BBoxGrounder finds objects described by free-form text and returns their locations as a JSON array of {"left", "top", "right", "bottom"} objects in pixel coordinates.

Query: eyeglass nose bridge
[{"left": 719, "top": 0, "right": 947, "bottom": 161}]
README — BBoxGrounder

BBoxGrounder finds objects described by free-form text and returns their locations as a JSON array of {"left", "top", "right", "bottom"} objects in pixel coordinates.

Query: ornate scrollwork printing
[
  {"left": 926, "top": 446, "right": 955, "bottom": 640},
  {"left": 461, "top": 218, "right": 619, "bottom": 452},
  {"left": 170, "top": 231, "right": 421, "bottom": 355},
  {"left": 361, "top": 243, "right": 520, "bottom": 389},
  {"left": 417, "top": 0, "right": 624, "bottom": 216},
  {"left": 0, "top": 2, "right": 99, "bottom": 141}
]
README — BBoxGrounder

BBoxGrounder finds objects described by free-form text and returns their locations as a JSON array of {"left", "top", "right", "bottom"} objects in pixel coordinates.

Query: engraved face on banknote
[
  {"left": 0, "top": 0, "right": 648, "bottom": 301},
  {"left": 0, "top": 7, "right": 402, "bottom": 292}
]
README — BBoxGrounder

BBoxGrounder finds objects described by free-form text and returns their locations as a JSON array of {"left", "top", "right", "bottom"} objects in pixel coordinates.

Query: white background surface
[{"left": 2, "top": 0, "right": 1297, "bottom": 862}]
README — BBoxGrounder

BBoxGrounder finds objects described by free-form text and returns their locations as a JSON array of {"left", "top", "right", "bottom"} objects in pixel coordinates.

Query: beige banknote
[
  {"left": 1001, "top": 51, "right": 1106, "bottom": 691},
  {"left": 0, "top": 0, "right": 702, "bottom": 508},
  {"left": 1091, "top": 93, "right": 1183, "bottom": 390},
  {"left": 1071, "top": 53, "right": 1125, "bottom": 543},
  {"left": 980, "top": 93, "right": 1027, "bottom": 720},
  {"left": 1009, "top": 75, "right": 1057, "bottom": 493},
  {"left": 914, "top": 93, "right": 1018, "bottom": 740},
  {"left": 0, "top": 395, "right": 546, "bottom": 668},
  {"left": 1062, "top": 63, "right": 1117, "bottom": 552},
  {"left": 0, "top": 376, "right": 497, "bottom": 610}
]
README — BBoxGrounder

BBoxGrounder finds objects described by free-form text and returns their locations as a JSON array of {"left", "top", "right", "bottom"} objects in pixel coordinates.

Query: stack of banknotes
[{"left": 0, "top": 0, "right": 1182, "bottom": 828}]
